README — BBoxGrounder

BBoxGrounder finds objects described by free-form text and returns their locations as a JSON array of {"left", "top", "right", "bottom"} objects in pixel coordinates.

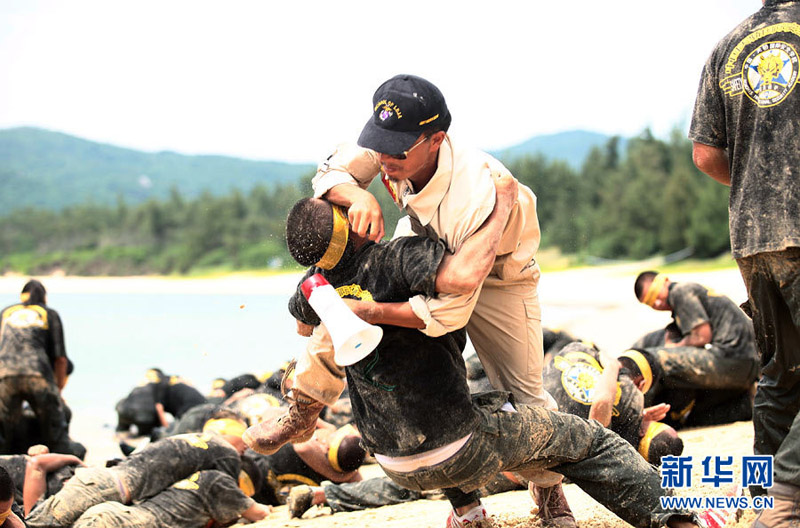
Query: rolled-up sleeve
[
  {"left": 311, "top": 143, "right": 382, "bottom": 198},
  {"left": 409, "top": 288, "right": 482, "bottom": 337}
]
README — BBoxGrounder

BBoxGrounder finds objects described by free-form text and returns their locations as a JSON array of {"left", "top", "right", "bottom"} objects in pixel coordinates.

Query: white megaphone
[{"left": 301, "top": 273, "right": 383, "bottom": 366}]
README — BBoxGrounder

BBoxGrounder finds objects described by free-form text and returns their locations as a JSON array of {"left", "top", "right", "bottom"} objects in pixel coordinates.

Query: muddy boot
[
  {"left": 242, "top": 391, "right": 325, "bottom": 455},
  {"left": 752, "top": 482, "right": 800, "bottom": 528},
  {"left": 530, "top": 482, "right": 577, "bottom": 528},
  {"left": 288, "top": 485, "right": 315, "bottom": 518}
]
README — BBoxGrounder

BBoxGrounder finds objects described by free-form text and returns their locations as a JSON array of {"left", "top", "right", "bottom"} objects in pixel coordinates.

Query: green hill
[
  {"left": 490, "top": 130, "right": 627, "bottom": 168},
  {"left": 0, "top": 127, "right": 315, "bottom": 211},
  {"left": 0, "top": 127, "right": 627, "bottom": 213}
]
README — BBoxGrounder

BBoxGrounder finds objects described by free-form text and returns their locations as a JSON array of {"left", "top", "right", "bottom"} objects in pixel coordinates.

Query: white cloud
[{"left": 0, "top": 0, "right": 759, "bottom": 162}]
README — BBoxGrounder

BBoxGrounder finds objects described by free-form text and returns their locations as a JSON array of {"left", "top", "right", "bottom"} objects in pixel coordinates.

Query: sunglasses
[{"left": 385, "top": 135, "right": 430, "bottom": 160}]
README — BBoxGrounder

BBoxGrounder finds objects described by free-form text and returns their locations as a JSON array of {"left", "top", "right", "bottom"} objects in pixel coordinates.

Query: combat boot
[
  {"left": 242, "top": 390, "right": 325, "bottom": 455},
  {"left": 752, "top": 482, "right": 800, "bottom": 528},
  {"left": 530, "top": 482, "right": 577, "bottom": 528}
]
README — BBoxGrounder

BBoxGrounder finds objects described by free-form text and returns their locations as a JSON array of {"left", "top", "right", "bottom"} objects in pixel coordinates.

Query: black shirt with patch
[
  {"left": 689, "top": 0, "right": 800, "bottom": 258},
  {"left": 289, "top": 236, "right": 481, "bottom": 456},
  {"left": 118, "top": 432, "right": 241, "bottom": 500},
  {"left": 668, "top": 282, "right": 755, "bottom": 359},
  {"left": 0, "top": 303, "right": 67, "bottom": 381},
  {"left": 139, "top": 470, "right": 254, "bottom": 528},
  {"left": 544, "top": 342, "right": 643, "bottom": 449}
]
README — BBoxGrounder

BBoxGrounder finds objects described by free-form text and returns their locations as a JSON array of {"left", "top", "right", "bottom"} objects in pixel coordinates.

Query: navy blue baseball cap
[{"left": 358, "top": 74, "right": 451, "bottom": 155}]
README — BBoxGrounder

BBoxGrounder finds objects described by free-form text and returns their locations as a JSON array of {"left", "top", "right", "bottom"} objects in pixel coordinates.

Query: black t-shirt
[
  {"left": 543, "top": 342, "right": 643, "bottom": 449},
  {"left": 689, "top": 0, "right": 800, "bottom": 258},
  {"left": 0, "top": 303, "right": 66, "bottom": 381},
  {"left": 116, "top": 384, "right": 160, "bottom": 431},
  {"left": 288, "top": 236, "right": 481, "bottom": 456},
  {"left": 163, "top": 403, "right": 222, "bottom": 436},
  {"left": 0, "top": 455, "right": 27, "bottom": 504},
  {"left": 118, "top": 432, "right": 241, "bottom": 500},
  {"left": 139, "top": 470, "right": 254, "bottom": 528},
  {"left": 160, "top": 377, "right": 207, "bottom": 418},
  {"left": 254, "top": 443, "right": 326, "bottom": 488},
  {"left": 668, "top": 282, "right": 755, "bottom": 358}
]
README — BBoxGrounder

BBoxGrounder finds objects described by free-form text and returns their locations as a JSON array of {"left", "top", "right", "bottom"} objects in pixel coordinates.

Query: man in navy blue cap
[{"left": 245, "top": 74, "right": 577, "bottom": 527}]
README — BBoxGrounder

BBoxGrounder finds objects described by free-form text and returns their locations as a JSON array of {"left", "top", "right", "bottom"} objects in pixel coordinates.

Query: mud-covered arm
[
  {"left": 671, "top": 322, "right": 712, "bottom": 348},
  {"left": 288, "top": 268, "right": 322, "bottom": 327},
  {"left": 589, "top": 350, "right": 620, "bottom": 427},
  {"left": 240, "top": 502, "right": 272, "bottom": 522},
  {"left": 47, "top": 310, "right": 68, "bottom": 390},
  {"left": 293, "top": 440, "right": 361, "bottom": 483}
]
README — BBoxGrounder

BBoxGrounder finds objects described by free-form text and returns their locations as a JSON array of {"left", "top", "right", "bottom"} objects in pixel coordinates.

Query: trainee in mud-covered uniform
[
  {"left": 278, "top": 198, "right": 698, "bottom": 528},
  {"left": 72, "top": 470, "right": 270, "bottom": 528},
  {"left": 0, "top": 281, "right": 76, "bottom": 456},
  {"left": 0, "top": 453, "right": 81, "bottom": 515},
  {"left": 27, "top": 425, "right": 244, "bottom": 528},
  {"left": 689, "top": 4, "right": 800, "bottom": 520},
  {"left": 544, "top": 342, "right": 645, "bottom": 449},
  {"left": 634, "top": 273, "right": 758, "bottom": 393},
  {"left": 116, "top": 369, "right": 207, "bottom": 437}
]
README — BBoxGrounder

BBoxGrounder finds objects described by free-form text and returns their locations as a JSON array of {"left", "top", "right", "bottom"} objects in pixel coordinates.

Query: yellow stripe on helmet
[
  {"left": 316, "top": 205, "right": 349, "bottom": 270},
  {"left": 642, "top": 274, "right": 668, "bottom": 307},
  {"left": 638, "top": 421, "right": 671, "bottom": 462},
  {"left": 202, "top": 418, "right": 247, "bottom": 438},
  {"left": 328, "top": 424, "right": 359, "bottom": 473},
  {"left": 618, "top": 349, "right": 654, "bottom": 394},
  {"left": 238, "top": 470, "right": 255, "bottom": 497}
]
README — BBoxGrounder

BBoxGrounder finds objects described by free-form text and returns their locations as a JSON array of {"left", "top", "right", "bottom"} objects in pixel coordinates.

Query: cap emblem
[{"left": 374, "top": 100, "right": 403, "bottom": 121}]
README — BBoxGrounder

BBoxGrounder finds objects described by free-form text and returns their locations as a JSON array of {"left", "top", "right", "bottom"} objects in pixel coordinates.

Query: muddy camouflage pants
[
  {"left": 324, "top": 473, "right": 524, "bottom": 513},
  {"left": 381, "top": 392, "right": 689, "bottom": 528},
  {"left": 0, "top": 375, "right": 71, "bottom": 454},
  {"left": 26, "top": 467, "right": 126, "bottom": 528},
  {"left": 738, "top": 248, "right": 800, "bottom": 489},
  {"left": 72, "top": 501, "right": 157, "bottom": 528},
  {"left": 651, "top": 345, "right": 759, "bottom": 392}
]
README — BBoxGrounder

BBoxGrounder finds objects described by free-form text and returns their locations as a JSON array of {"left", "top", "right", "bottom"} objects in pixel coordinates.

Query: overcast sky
[{"left": 0, "top": 1, "right": 760, "bottom": 163}]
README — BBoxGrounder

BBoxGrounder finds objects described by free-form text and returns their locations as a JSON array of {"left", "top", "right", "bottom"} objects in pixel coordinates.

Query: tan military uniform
[{"left": 296, "top": 135, "right": 555, "bottom": 410}]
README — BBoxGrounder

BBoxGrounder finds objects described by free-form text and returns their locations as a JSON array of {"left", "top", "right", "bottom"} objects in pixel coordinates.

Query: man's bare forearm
[
  {"left": 323, "top": 183, "right": 365, "bottom": 207},
  {"left": 435, "top": 181, "right": 516, "bottom": 295},
  {"left": 692, "top": 142, "right": 731, "bottom": 186},
  {"left": 346, "top": 299, "right": 424, "bottom": 329}
]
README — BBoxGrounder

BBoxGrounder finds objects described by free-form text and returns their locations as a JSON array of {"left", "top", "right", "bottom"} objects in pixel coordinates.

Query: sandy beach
[{"left": 1, "top": 262, "right": 758, "bottom": 527}]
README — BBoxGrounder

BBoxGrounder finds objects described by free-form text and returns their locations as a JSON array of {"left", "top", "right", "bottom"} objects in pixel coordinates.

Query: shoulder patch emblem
[
  {"left": 720, "top": 24, "right": 800, "bottom": 107},
  {"left": 172, "top": 471, "right": 201, "bottom": 490}
]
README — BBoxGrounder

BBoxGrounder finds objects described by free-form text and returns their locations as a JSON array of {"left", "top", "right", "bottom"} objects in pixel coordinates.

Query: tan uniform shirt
[{"left": 312, "top": 135, "right": 541, "bottom": 337}]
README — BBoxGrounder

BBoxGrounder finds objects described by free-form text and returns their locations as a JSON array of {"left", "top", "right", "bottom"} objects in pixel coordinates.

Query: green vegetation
[
  {"left": 509, "top": 129, "right": 730, "bottom": 262},
  {"left": 0, "top": 127, "right": 315, "bottom": 212},
  {"left": 0, "top": 128, "right": 732, "bottom": 276}
]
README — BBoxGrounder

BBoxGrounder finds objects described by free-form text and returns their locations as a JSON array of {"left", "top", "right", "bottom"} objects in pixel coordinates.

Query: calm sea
[{"left": 0, "top": 290, "right": 309, "bottom": 449}]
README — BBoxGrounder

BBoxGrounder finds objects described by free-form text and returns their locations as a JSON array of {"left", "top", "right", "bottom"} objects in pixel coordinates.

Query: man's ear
[{"left": 429, "top": 131, "right": 447, "bottom": 149}]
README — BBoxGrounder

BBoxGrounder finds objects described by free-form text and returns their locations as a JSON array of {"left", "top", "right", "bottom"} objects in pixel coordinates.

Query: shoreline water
[{"left": 0, "top": 271, "right": 306, "bottom": 296}]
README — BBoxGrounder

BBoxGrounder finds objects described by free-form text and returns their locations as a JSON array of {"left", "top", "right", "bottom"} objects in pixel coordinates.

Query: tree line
[{"left": 0, "top": 129, "right": 730, "bottom": 276}]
